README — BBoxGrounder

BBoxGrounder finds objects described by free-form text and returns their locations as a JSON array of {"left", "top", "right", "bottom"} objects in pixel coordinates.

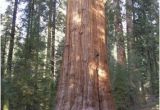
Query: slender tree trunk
[
  {"left": 55, "top": 0, "right": 115, "bottom": 110},
  {"left": 7, "top": 0, "right": 18, "bottom": 76},
  {"left": 126, "top": 0, "right": 135, "bottom": 104},
  {"left": 49, "top": 0, "right": 57, "bottom": 109},
  {"left": 147, "top": 48, "right": 158, "bottom": 96},
  {"left": 114, "top": 0, "right": 126, "bottom": 65},
  {"left": 46, "top": 0, "right": 52, "bottom": 73},
  {"left": 6, "top": 0, "right": 18, "bottom": 110},
  {"left": 51, "top": 0, "right": 56, "bottom": 79},
  {"left": 27, "top": 0, "right": 34, "bottom": 58},
  {"left": 35, "top": 2, "right": 40, "bottom": 72},
  {"left": 113, "top": 1, "right": 131, "bottom": 109},
  {"left": 126, "top": 0, "right": 142, "bottom": 107},
  {"left": 24, "top": 0, "right": 34, "bottom": 73},
  {"left": 24, "top": 0, "right": 31, "bottom": 63},
  {"left": 1, "top": 32, "right": 8, "bottom": 110},
  {"left": 1, "top": 32, "right": 8, "bottom": 77},
  {"left": 126, "top": 0, "right": 133, "bottom": 68},
  {"left": 1, "top": 33, "right": 7, "bottom": 110}
]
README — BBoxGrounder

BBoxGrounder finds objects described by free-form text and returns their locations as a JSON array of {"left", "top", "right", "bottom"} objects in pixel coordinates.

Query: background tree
[
  {"left": 1, "top": 4, "right": 13, "bottom": 110},
  {"left": 106, "top": 0, "right": 159, "bottom": 109}
]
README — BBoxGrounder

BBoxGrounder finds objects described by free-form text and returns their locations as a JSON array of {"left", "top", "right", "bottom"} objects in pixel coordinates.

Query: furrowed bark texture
[{"left": 55, "top": 0, "right": 115, "bottom": 110}]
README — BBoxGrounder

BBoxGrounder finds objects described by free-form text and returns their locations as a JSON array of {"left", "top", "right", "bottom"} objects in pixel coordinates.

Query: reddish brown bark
[{"left": 55, "top": 0, "right": 115, "bottom": 110}]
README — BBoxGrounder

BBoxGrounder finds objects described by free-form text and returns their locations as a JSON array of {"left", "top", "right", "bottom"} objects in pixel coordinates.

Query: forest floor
[
  {"left": 140, "top": 103, "right": 159, "bottom": 110},
  {"left": 139, "top": 97, "right": 159, "bottom": 110}
]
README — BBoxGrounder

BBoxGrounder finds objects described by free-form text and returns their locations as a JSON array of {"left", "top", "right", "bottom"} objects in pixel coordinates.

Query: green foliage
[
  {"left": 106, "top": 0, "right": 159, "bottom": 109},
  {"left": 112, "top": 65, "right": 130, "bottom": 110},
  {"left": 1, "top": 0, "right": 67, "bottom": 109}
]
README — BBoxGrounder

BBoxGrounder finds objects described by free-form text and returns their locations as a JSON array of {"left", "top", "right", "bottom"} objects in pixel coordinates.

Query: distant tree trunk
[
  {"left": 126, "top": 0, "right": 133, "bottom": 78},
  {"left": 48, "top": 0, "right": 57, "bottom": 109},
  {"left": 1, "top": 32, "right": 8, "bottom": 110},
  {"left": 6, "top": 0, "right": 18, "bottom": 110},
  {"left": 126, "top": 0, "right": 142, "bottom": 107},
  {"left": 55, "top": 0, "right": 115, "bottom": 110},
  {"left": 35, "top": 2, "right": 40, "bottom": 72},
  {"left": 24, "top": 1, "right": 31, "bottom": 63},
  {"left": 7, "top": 0, "right": 18, "bottom": 76},
  {"left": 46, "top": 0, "right": 53, "bottom": 73},
  {"left": 126, "top": 0, "right": 135, "bottom": 103},
  {"left": 51, "top": 0, "right": 56, "bottom": 79},
  {"left": 113, "top": 1, "right": 129, "bottom": 109},
  {"left": 126, "top": 0, "right": 134, "bottom": 70},
  {"left": 1, "top": 32, "right": 8, "bottom": 77},
  {"left": 114, "top": 0, "right": 126, "bottom": 65},
  {"left": 147, "top": 48, "right": 159, "bottom": 96},
  {"left": 24, "top": 0, "right": 34, "bottom": 68}
]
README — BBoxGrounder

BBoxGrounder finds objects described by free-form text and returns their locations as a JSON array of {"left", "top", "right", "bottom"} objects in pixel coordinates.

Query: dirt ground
[{"left": 139, "top": 98, "right": 159, "bottom": 110}]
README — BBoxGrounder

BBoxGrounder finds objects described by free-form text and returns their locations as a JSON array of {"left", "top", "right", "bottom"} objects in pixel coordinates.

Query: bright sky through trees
[
  {"left": 0, "top": 0, "right": 8, "bottom": 14},
  {"left": 0, "top": 0, "right": 9, "bottom": 36}
]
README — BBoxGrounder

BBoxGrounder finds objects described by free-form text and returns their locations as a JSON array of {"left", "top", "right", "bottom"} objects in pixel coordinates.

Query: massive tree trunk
[{"left": 55, "top": 0, "right": 115, "bottom": 110}]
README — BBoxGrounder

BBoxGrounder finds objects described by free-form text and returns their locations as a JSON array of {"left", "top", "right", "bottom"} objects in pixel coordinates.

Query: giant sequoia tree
[{"left": 55, "top": 0, "right": 115, "bottom": 110}]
